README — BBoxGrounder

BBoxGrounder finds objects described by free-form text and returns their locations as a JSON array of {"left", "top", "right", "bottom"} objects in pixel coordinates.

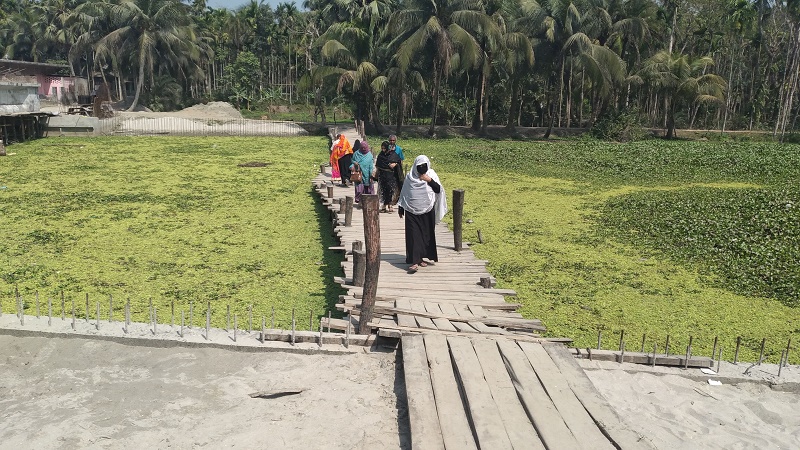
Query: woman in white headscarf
[{"left": 397, "top": 155, "right": 448, "bottom": 272}]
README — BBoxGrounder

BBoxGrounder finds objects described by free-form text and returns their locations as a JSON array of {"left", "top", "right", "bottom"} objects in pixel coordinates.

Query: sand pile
[
  {"left": 99, "top": 101, "right": 308, "bottom": 136},
  {"left": 177, "top": 101, "right": 244, "bottom": 119}
]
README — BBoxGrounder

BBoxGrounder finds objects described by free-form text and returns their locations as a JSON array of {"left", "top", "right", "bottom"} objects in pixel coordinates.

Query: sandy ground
[
  {"left": 0, "top": 334, "right": 409, "bottom": 450},
  {"left": 581, "top": 360, "right": 800, "bottom": 449}
]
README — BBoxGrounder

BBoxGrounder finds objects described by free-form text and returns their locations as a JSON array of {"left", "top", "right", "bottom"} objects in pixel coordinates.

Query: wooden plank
[
  {"left": 471, "top": 339, "right": 545, "bottom": 450},
  {"left": 423, "top": 334, "right": 478, "bottom": 450},
  {"left": 346, "top": 282, "right": 517, "bottom": 295},
  {"left": 469, "top": 321, "right": 509, "bottom": 335},
  {"left": 447, "top": 337, "right": 514, "bottom": 450},
  {"left": 453, "top": 304, "right": 475, "bottom": 318},
  {"left": 424, "top": 303, "right": 458, "bottom": 332},
  {"left": 467, "top": 304, "right": 489, "bottom": 318},
  {"left": 450, "top": 321, "right": 478, "bottom": 333},
  {"left": 351, "top": 289, "right": 509, "bottom": 302},
  {"left": 400, "top": 335, "right": 446, "bottom": 450},
  {"left": 437, "top": 302, "right": 460, "bottom": 317},
  {"left": 543, "top": 344, "right": 658, "bottom": 450},
  {"left": 495, "top": 340, "right": 581, "bottom": 450},
  {"left": 395, "top": 299, "right": 419, "bottom": 329},
  {"left": 410, "top": 300, "right": 439, "bottom": 330},
  {"left": 573, "top": 348, "right": 713, "bottom": 368},
  {"left": 518, "top": 342, "right": 616, "bottom": 450},
  {"left": 359, "top": 305, "right": 545, "bottom": 332}
]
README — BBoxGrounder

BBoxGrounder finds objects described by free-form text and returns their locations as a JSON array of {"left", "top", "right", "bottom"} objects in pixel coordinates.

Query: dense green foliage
[
  {"left": 0, "top": 136, "right": 341, "bottom": 328},
  {"left": 599, "top": 187, "right": 800, "bottom": 305},
  {"left": 5, "top": 0, "right": 800, "bottom": 138},
  {"left": 395, "top": 137, "right": 800, "bottom": 363}
]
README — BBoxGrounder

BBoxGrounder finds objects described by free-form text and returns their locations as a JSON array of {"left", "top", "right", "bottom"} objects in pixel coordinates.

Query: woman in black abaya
[{"left": 397, "top": 155, "right": 448, "bottom": 272}]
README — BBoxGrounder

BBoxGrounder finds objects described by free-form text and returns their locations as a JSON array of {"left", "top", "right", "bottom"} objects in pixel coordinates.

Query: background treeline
[{"left": 2, "top": 0, "right": 800, "bottom": 139}]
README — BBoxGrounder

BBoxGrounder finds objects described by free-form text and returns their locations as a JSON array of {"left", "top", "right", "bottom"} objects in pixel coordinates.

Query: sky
[{"left": 205, "top": 0, "right": 304, "bottom": 11}]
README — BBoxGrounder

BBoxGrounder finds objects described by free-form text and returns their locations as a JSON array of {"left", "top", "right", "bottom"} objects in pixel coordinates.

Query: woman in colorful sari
[
  {"left": 329, "top": 134, "right": 353, "bottom": 184},
  {"left": 398, "top": 155, "right": 448, "bottom": 272},
  {"left": 374, "top": 140, "right": 403, "bottom": 212},
  {"left": 350, "top": 140, "right": 374, "bottom": 203}
]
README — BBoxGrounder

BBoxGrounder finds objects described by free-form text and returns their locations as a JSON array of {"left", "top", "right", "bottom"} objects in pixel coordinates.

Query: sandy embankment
[
  {"left": 582, "top": 359, "right": 800, "bottom": 449},
  {"left": 0, "top": 335, "right": 409, "bottom": 449}
]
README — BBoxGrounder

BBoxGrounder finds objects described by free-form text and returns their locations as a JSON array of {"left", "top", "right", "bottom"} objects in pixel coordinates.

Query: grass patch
[
  {"left": 389, "top": 137, "right": 800, "bottom": 363},
  {"left": 0, "top": 136, "right": 342, "bottom": 328}
]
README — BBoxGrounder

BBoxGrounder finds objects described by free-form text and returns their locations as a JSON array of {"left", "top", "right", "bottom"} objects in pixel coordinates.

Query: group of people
[{"left": 329, "top": 134, "right": 447, "bottom": 273}]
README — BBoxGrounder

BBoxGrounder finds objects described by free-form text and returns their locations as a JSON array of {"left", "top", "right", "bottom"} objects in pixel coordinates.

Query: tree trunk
[
  {"left": 472, "top": 68, "right": 485, "bottom": 131},
  {"left": 480, "top": 53, "right": 492, "bottom": 135},
  {"left": 395, "top": 90, "right": 406, "bottom": 135},
  {"left": 666, "top": 99, "right": 676, "bottom": 139},
  {"left": 429, "top": 63, "right": 442, "bottom": 137},
  {"left": 127, "top": 55, "right": 146, "bottom": 112},
  {"left": 507, "top": 76, "right": 521, "bottom": 130},
  {"left": 566, "top": 59, "right": 573, "bottom": 128},
  {"left": 557, "top": 57, "right": 565, "bottom": 127}
]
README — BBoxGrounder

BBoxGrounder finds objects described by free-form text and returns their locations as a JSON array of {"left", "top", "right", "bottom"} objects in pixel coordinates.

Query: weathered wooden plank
[
  {"left": 401, "top": 335, "right": 446, "bottom": 450},
  {"left": 450, "top": 321, "right": 478, "bottom": 333},
  {"left": 543, "top": 344, "right": 658, "bottom": 450},
  {"left": 447, "top": 337, "right": 514, "bottom": 450},
  {"left": 369, "top": 322, "right": 546, "bottom": 342},
  {"left": 453, "top": 303, "right": 475, "bottom": 318},
  {"left": 573, "top": 348, "right": 713, "bottom": 368},
  {"left": 347, "top": 282, "right": 517, "bottom": 295},
  {"left": 518, "top": 341, "right": 616, "bottom": 450},
  {"left": 467, "top": 304, "right": 489, "bottom": 318},
  {"left": 410, "top": 300, "right": 439, "bottom": 330},
  {"left": 361, "top": 305, "right": 545, "bottom": 331},
  {"left": 495, "top": 340, "right": 581, "bottom": 450},
  {"left": 423, "top": 334, "right": 478, "bottom": 450},
  {"left": 471, "top": 339, "right": 545, "bottom": 450},
  {"left": 351, "top": 289, "right": 510, "bottom": 302},
  {"left": 469, "top": 321, "right": 509, "bottom": 335},
  {"left": 424, "top": 303, "right": 458, "bottom": 332},
  {"left": 436, "top": 302, "right": 460, "bottom": 317},
  {"left": 395, "top": 298, "right": 419, "bottom": 329}
]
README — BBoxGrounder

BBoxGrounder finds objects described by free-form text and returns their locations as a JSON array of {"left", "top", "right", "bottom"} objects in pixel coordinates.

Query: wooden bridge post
[
  {"left": 453, "top": 189, "right": 465, "bottom": 251},
  {"left": 345, "top": 196, "right": 354, "bottom": 227},
  {"left": 358, "top": 194, "right": 380, "bottom": 334},
  {"left": 353, "top": 250, "right": 366, "bottom": 287}
]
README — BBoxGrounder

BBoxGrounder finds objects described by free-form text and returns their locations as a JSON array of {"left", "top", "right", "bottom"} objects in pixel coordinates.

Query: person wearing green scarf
[{"left": 350, "top": 140, "right": 375, "bottom": 203}]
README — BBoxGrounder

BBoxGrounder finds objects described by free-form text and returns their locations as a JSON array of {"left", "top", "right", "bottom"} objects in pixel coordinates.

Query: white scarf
[{"left": 398, "top": 155, "right": 448, "bottom": 222}]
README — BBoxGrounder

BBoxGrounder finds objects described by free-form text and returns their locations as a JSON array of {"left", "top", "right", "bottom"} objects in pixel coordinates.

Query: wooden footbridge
[{"left": 314, "top": 127, "right": 654, "bottom": 450}]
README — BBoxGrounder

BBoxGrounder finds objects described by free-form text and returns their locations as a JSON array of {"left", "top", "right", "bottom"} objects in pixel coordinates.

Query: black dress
[
  {"left": 375, "top": 150, "right": 403, "bottom": 205},
  {"left": 338, "top": 153, "right": 353, "bottom": 184},
  {"left": 401, "top": 179, "right": 441, "bottom": 265}
]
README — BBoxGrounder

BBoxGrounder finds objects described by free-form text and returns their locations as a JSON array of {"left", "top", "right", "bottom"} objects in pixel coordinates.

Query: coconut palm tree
[
  {"left": 96, "top": 0, "right": 200, "bottom": 111},
  {"left": 388, "top": 0, "right": 487, "bottom": 136},
  {"left": 314, "top": 20, "right": 388, "bottom": 133},
  {"left": 641, "top": 50, "right": 726, "bottom": 139}
]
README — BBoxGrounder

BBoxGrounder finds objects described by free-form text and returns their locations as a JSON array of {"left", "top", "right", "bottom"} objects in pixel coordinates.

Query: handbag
[{"left": 350, "top": 162, "right": 363, "bottom": 183}]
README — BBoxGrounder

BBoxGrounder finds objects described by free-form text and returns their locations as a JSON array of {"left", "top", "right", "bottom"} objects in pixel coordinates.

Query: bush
[{"left": 591, "top": 109, "right": 647, "bottom": 142}]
